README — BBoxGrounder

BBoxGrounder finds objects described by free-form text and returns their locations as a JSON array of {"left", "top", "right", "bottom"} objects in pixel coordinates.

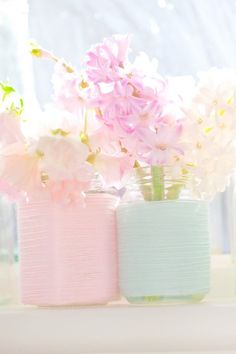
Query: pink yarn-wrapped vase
[{"left": 18, "top": 193, "right": 119, "bottom": 306}]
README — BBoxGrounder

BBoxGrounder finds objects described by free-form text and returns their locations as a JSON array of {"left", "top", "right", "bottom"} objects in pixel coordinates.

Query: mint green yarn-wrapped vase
[{"left": 117, "top": 166, "right": 210, "bottom": 304}]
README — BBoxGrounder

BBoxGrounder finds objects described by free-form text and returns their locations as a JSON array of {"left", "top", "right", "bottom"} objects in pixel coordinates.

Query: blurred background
[{"left": 0, "top": 0, "right": 236, "bottom": 254}]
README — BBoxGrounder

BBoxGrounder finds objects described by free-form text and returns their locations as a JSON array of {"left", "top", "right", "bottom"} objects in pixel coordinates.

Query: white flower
[
  {"left": 35, "top": 136, "right": 93, "bottom": 182},
  {"left": 180, "top": 68, "right": 236, "bottom": 199},
  {"left": 132, "top": 52, "right": 159, "bottom": 77}
]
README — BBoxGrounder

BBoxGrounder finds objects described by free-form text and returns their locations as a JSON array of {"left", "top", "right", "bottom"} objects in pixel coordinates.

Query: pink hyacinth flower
[
  {"left": 1, "top": 154, "right": 42, "bottom": 198},
  {"left": 0, "top": 112, "right": 25, "bottom": 146},
  {"left": 85, "top": 34, "right": 131, "bottom": 84},
  {"left": 93, "top": 153, "right": 134, "bottom": 188},
  {"left": 48, "top": 179, "right": 91, "bottom": 205},
  {"left": 52, "top": 61, "right": 87, "bottom": 115},
  {"left": 36, "top": 136, "right": 93, "bottom": 182},
  {"left": 136, "top": 122, "right": 183, "bottom": 165}
]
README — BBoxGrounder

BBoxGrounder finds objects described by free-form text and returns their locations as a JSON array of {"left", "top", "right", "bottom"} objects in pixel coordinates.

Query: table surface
[{"left": 1, "top": 301, "right": 236, "bottom": 354}]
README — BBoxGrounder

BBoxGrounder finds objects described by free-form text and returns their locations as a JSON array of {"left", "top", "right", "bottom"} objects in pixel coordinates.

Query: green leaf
[
  {"left": 0, "top": 83, "right": 16, "bottom": 101},
  {"left": 20, "top": 98, "right": 24, "bottom": 109},
  {"left": 0, "top": 82, "right": 24, "bottom": 115}
]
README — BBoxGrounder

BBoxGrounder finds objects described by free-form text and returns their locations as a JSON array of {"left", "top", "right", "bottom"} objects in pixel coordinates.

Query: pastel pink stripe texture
[{"left": 18, "top": 193, "right": 119, "bottom": 305}]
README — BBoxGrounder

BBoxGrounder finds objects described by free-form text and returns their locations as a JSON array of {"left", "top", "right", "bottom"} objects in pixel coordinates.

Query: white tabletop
[{"left": 1, "top": 301, "right": 236, "bottom": 354}]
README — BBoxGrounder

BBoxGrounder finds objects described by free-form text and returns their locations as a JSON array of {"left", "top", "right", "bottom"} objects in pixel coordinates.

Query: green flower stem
[
  {"left": 135, "top": 167, "right": 153, "bottom": 201},
  {"left": 151, "top": 165, "right": 164, "bottom": 201}
]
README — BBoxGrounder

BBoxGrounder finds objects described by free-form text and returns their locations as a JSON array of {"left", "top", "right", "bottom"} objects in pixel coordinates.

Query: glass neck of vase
[{"left": 133, "top": 165, "right": 189, "bottom": 202}]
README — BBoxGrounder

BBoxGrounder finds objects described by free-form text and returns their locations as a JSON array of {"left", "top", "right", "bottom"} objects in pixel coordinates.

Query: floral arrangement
[{"left": 0, "top": 35, "right": 236, "bottom": 204}]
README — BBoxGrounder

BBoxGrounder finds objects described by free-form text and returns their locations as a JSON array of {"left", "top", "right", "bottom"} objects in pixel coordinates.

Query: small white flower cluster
[{"left": 180, "top": 68, "right": 236, "bottom": 199}]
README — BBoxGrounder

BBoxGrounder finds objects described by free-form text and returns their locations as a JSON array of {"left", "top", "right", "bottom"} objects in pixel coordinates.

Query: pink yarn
[{"left": 18, "top": 193, "right": 119, "bottom": 305}]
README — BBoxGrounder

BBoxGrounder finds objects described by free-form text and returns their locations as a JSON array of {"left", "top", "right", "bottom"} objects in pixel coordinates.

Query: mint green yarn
[{"left": 117, "top": 200, "right": 210, "bottom": 298}]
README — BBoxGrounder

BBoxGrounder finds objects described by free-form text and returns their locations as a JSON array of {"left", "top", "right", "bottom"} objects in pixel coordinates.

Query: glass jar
[
  {"left": 117, "top": 166, "right": 210, "bottom": 304},
  {"left": 18, "top": 177, "right": 120, "bottom": 306}
]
